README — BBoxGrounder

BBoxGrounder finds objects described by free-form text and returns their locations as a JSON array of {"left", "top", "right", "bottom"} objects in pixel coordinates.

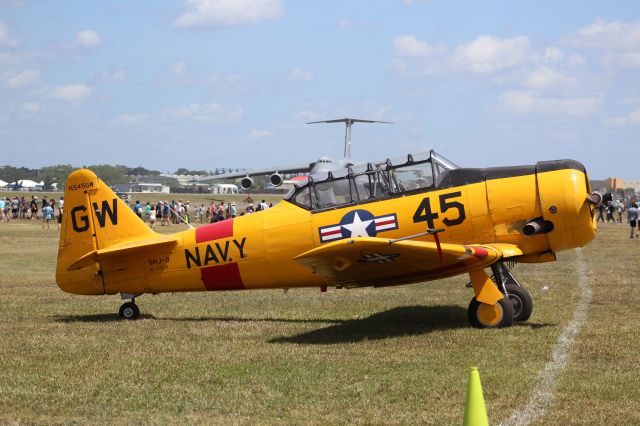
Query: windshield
[
  {"left": 389, "top": 160, "right": 434, "bottom": 192},
  {"left": 285, "top": 149, "right": 455, "bottom": 211}
]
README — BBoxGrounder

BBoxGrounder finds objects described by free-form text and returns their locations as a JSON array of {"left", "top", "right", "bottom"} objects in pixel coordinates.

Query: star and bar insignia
[{"left": 319, "top": 209, "right": 399, "bottom": 243}]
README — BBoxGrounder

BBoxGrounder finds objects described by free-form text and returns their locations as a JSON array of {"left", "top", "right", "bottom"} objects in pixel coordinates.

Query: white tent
[
  {"left": 0, "top": 180, "right": 7, "bottom": 188},
  {"left": 211, "top": 183, "right": 239, "bottom": 194}
]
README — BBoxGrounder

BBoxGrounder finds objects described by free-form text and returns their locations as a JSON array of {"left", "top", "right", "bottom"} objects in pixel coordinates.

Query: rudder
[{"left": 56, "top": 169, "right": 157, "bottom": 294}]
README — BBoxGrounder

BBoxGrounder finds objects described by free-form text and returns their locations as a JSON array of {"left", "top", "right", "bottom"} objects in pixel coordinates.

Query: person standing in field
[
  {"left": 58, "top": 198, "right": 64, "bottom": 230},
  {"left": 162, "top": 201, "right": 171, "bottom": 226},
  {"left": 596, "top": 203, "right": 605, "bottom": 222},
  {"left": 628, "top": 202, "right": 639, "bottom": 238},
  {"left": 42, "top": 202, "right": 54, "bottom": 230},
  {"left": 148, "top": 204, "right": 157, "bottom": 229},
  {"left": 617, "top": 201, "right": 625, "bottom": 223},
  {"left": 11, "top": 196, "right": 19, "bottom": 219},
  {"left": 30, "top": 196, "right": 39, "bottom": 219}
]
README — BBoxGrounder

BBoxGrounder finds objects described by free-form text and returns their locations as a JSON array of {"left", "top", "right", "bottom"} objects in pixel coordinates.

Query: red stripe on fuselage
[
  {"left": 196, "top": 219, "right": 234, "bottom": 243},
  {"left": 201, "top": 263, "right": 245, "bottom": 290},
  {"left": 195, "top": 219, "right": 243, "bottom": 289}
]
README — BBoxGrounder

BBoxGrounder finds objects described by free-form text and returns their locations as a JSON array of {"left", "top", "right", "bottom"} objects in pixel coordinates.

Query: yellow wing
[{"left": 295, "top": 237, "right": 522, "bottom": 287}]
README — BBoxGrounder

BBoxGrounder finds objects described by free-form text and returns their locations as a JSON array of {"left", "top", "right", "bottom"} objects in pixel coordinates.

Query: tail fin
[{"left": 56, "top": 169, "right": 158, "bottom": 294}]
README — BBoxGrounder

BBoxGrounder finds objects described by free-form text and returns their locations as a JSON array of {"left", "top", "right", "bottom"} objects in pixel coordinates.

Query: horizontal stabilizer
[{"left": 67, "top": 236, "right": 179, "bottom": 271}]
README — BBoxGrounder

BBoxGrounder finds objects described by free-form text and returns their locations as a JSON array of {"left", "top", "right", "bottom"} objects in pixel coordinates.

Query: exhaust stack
[{"left": 522, "top": 217, "right": 554, "bottom": 237}]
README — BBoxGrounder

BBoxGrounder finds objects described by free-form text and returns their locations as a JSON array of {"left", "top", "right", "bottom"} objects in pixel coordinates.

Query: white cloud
[
  {"left": 112, "top": 114, "right": 149, "bottom": 126},
  {"left": 174, "top": 0, "right": 284, "bottom": 29},
  {"left": 522, "top": 66, "right": 577, "bottom": 90},
  {"left": 542, "top": 46, "right": 563, "bottom": 62},
  {"left": 5, "top": 69, "right": 40, "bottom": 89},
  {"left": 0, "top": 21, "right": 19, "bottom": 47},
  {"left": 169, "top": 102, "right": 243, "bottom": 122},
  {"left": 394, "top": 35, "right": 445, "bottom": 57},
  {"left": 248, "top": 129, "right": 273, "bottom": 139},
  {"left": 288, "top": 67, "right": 314, "bottom": 82},
  {"left": 500, "top": 90, "right": 599, "bottom": 117},
  {"left": 570, "top": 19, "right": 640, "bottom": 50},
  {"left": 44, "top": 84, "right": 92, "bottom": 102},
  {"left": 567, "top": 54, "right": 586, "bottom": 66},
  {"left": 605, "top": 108, "right": 640, "bottom": 126},
  {"left": 603, "top": 51, "right": 640, "bottom": 68},
  {"left": 450, "top": 35, "right": 530, "bottom": 74},
  {"left": 73, "top": 30, "right": 102, "bottom": 49}
]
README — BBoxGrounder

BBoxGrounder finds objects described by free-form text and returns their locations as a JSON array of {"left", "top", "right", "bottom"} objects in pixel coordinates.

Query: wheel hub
[
  {"left": 477, "top": 302, "right": 503, "bottom": 327},
  {"left": 509, "top": 294, "right": 523, "bottom": 317}
]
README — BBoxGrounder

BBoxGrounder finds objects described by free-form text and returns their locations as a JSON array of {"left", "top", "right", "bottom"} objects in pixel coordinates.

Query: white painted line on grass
[{"left": 501, "top": 248, "right": 591, "bottom": 426}]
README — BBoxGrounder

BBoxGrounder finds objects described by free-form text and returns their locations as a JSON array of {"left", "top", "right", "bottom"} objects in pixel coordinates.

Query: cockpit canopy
[{"left": 286, "top": 150, "right": 458, "bottom": 211}]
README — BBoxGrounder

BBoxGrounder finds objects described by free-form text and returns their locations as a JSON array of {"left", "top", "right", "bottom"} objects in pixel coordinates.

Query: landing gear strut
[
  {"left": 490, "top": 262, "right": 533, "bottom": 322},
  {"left": 467, "top": 267, "right": 514, "bottom": 329},
  {"left": 118, "top": 294, "right": 141, "bottom": 320},
  {"left": 466, "top": 262, "right": 533, "bottom": 328}
]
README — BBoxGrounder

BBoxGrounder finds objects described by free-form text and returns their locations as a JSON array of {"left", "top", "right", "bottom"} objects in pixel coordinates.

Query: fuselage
[{"left": 56, "top": 159, "right": 596, "bottom": 296}]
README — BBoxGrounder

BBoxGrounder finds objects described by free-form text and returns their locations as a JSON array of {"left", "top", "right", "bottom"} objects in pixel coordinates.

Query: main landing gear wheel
[
  {"left": 505, "top": 283, "right": 533, "bottom": 322},
  {"left": 119, "top": 301, "right": 140, "bottom": 320},
  {"left": 468, "top": 297, "right": 514, "bottom": 329}
]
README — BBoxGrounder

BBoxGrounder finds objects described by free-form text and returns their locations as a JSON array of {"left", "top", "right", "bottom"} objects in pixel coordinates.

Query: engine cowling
[
  {"left": 269, "top": 173, "right": 283, "bottom": 187},
  {"left": 240, "top": 176, "right": 254, "bottom": 190}
]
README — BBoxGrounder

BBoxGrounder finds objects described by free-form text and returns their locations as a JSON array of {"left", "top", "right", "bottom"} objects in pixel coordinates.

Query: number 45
[{"left": 412, "top": 191, "right": 466, "bottom": 228}]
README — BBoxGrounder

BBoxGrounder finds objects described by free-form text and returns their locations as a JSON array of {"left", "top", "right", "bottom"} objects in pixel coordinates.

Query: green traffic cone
[{"left": 462, "top": 367, "right": 489, "bottom": 426}]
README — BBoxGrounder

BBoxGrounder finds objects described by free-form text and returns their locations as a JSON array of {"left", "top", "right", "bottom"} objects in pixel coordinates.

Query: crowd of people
[
  {"left": 0, "top": 193, "right": 275, "bottom": 231},
  {"left": 0, "top": 195, "right": 63, "bottom": 230},
  {"left": 596, "top": 198, "right": 640, "bottom": 238},
  {"left": 129, "top": 198, "right": 273, "bottom": 229}
]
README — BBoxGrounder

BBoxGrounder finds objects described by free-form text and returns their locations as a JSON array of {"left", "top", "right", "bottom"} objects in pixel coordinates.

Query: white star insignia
[{"left": 341, "top": 212, "right": 374, "bottom": 237}]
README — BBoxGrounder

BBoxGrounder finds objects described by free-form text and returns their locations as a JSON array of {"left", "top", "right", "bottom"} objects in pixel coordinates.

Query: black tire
[
  {"left": 505, "top": 283, "right": 533, "bottom": 322},
  {"left": 468, "top": 297, "right": 514, "bottom": 329},
  {"left": 119, "top": 302, "right": 140, "bottom": 320}
]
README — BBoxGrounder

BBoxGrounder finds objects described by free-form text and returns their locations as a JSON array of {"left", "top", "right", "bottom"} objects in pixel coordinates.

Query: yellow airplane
[{"left": 56, "top": 150, "right": 598, "bottom": 328}]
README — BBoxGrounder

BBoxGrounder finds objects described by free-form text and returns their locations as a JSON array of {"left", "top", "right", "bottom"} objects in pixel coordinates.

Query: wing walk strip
[{"left": 501, "top": 248, "right": 591, "bottom": 426}]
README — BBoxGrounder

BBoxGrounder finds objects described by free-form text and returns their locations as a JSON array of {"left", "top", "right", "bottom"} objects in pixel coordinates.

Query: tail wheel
[
  {"left": 505, "top": 283, "right": 533, "bottom": 322},
  {"left": 119, "top": 302, "right": 140, "bottom": 320},
  {"left": 468, "top": 297, "right": 514, "bottom": 329}
]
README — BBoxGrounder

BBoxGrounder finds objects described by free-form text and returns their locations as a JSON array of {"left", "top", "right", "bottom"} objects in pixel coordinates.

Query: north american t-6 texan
[{"left": 56, "top": 150, "right": 599, "bottom": 328}]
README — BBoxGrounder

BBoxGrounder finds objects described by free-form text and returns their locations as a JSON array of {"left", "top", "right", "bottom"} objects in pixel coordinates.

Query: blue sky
[{"left": 1, "top": 0, "right": 639, "bottom": 179}]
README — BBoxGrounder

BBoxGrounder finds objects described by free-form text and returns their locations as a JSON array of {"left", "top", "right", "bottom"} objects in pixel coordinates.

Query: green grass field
[{"left": 0, "top": 219, "right": 638, "bottom": 425}]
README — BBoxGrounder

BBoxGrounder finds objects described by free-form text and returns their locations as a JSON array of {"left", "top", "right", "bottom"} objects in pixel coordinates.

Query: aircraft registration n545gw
[{"left": 56, "top": 150, "right": 598, "bottom": 328}]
